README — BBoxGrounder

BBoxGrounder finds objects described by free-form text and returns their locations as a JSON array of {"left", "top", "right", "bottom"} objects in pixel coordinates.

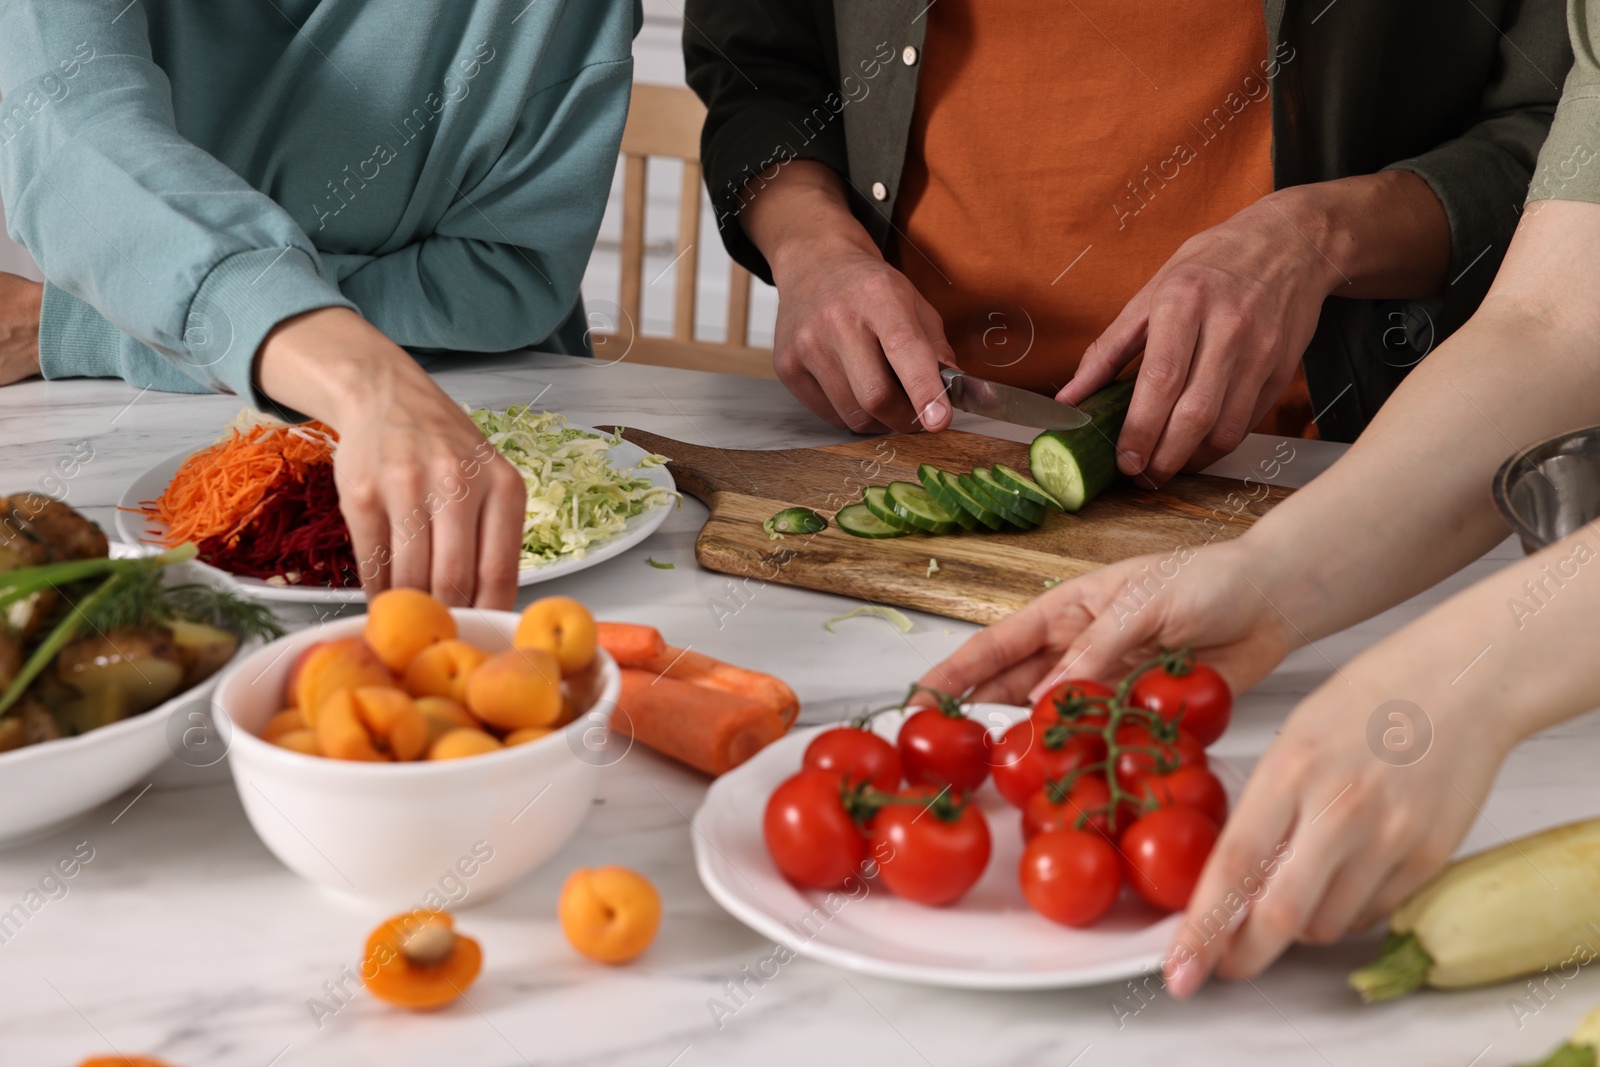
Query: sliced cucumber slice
[
  {"left": 886, "top": 480, "right": 958, "bottom": 534},
  {"left": 966, "top": 471, "right": 1044, "bottom": 527},
  {"left": 863, "top": 486, "right": 920, "bottom": 532},
  {"left": 836, "top": 502, "right": 910, "bottom": 539},
  {"left": 936, "top": 471, "right": 1005, "bottom": 531},
  {"left": 993, "top": 463, "right": 1064, "bottom": 511},
  {"left": 922, "top": 469, "right": 979, "bottom": 530},
  {"left": 974, "top": 469, "right": 1046, "bottom": 524}
]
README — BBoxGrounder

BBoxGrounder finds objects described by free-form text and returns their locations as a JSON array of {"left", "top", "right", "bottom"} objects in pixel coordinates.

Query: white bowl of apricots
[{"left": 214, "top": 590, "right": 618, "bottom": 907}]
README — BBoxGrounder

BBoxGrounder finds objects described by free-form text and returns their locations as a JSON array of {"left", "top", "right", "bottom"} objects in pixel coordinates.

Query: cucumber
[
  {"left": 931, "top": 471, "right": 1003, "bottom": 531},
  {"left": 963, "top": 472, "right": 1042, "bottom": 529},
  {"left": 972, "top": 469, "right": 1046, "bottom": 524},
  {"left": 885, "top": 481, "right": 958, "bottom": 534},
  {"left": 993, "top": 463, "right": 1064, "bottom": 511},
  {"left": 919, "top": 467, "right": 979, "bottom": 530},
  {"left": 863, "top": 486, "right": 919, "bottom": 532},
  {"left": 1029, "top": 378, "right": 1136, "bottom": 512},
  {"left": 835, "top": 502, "right": 909, "bottom": 539},
  {"left": 763, "top": 506, "right": 827, "bottom": 539}
]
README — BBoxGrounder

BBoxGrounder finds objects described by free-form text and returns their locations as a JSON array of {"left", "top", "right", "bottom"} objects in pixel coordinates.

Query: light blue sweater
[{"left": 0, "top": 1, "right": 637, "bottom": 402}]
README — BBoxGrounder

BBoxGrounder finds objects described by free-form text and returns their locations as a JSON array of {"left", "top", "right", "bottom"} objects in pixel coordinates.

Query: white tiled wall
[{"left": 0, "top": 1, "right": 778, "bottom": 348}]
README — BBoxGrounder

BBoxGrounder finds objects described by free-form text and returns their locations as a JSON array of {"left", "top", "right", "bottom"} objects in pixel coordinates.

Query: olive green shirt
[{"left": 1529, "top": 1, "right": 1600, "bottom": 202}]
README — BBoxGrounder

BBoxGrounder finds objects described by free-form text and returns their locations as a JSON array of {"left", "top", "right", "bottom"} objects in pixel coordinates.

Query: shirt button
[
  {"left": 902, "top": 45, "right": 919, "bottom": 66},
  {"left": 871, "top": 182, "right": 889, "bottom": 201}
]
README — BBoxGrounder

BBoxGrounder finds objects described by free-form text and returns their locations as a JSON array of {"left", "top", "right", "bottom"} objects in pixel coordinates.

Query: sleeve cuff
[
  {"left": 182, "top": 246, "right": 357, "bottom": 410},
  {"left": 702, "top": 104, "right": 851, "bottom": 285},
  {"left": 1384, "top": 137, "right": 1526, "bottom": 332},
  {"left": 1526, "top": 93, "right": 1600, "bottom": 205}
]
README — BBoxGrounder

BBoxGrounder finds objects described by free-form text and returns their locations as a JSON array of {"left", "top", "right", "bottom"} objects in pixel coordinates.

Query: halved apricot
[{"left": 362, "top": 909, "right": 482, "bottom": 1010}]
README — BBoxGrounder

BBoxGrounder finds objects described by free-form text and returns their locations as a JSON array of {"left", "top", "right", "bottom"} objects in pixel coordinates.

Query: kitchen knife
[{"left": 939, "top": 367, "right": 1090, "bottom": 430}]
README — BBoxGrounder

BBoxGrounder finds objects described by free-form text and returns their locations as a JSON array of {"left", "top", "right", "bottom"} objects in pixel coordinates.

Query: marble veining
[{"left": 0, "top": 352, "right": 1589, "bottom": 1067}]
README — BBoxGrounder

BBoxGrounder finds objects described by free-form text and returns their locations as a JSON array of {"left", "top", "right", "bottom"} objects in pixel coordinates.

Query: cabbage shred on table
[{"left": 467, "top": 406, "right": 675, "bottom": 566}]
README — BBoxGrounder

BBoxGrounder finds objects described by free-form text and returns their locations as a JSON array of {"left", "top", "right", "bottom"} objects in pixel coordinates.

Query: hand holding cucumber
[{"left": 1058, "top": 194, "right": 1341, "bottom": 486}]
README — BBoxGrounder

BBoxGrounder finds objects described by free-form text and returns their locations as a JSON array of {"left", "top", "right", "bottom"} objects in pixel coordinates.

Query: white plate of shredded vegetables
[{"left": 116, "top": 408, "right": 676, "bottom": 604}]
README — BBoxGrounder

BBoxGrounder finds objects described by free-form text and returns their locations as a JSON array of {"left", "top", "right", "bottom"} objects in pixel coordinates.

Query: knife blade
[{"left": 940, "top": 367, "right": 1090, "bottom": 431}]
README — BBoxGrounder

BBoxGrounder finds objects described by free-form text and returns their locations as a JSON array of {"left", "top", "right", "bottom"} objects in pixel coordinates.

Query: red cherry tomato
[
  {"left": 1021, "top": 774, "right": 1112, "bottom": 842},
  {"left": 1113, "top": 723, "right": 1206, "bottom": 792},
  {"left": 1128, "top": 662, "right": 1233, "bottom": 747},
  {"left": 1139, "top": 765, "right": 1229, "bottom": 828},
  {"left": 898, "top": 707, "right": 991, "bottom": 793},
  {"left": 869, "top": 791, "right": 992, "bottom": 906},
  {"left": 1120, "top": 806, "right": 1218, "bottom": 912},
  {"left": 988, "top": 719, "right": 1104, "bottom": 808},
  {"left": 1029, "top": 679, "right": 1114, "bottom": 726},
  {"left": 803, "top": 726, "right": 902, "bottom": 792},
  {"left": 1019, "top": 828, "right": 1123, "bottom": 927},
  {"left": 762, "top": 769, "right": 867, "bottom": 890}
]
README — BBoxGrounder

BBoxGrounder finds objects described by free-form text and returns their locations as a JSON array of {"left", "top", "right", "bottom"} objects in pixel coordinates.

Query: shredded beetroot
[{"left": 198, "top": 463, "right": 360, "bottom": 587}]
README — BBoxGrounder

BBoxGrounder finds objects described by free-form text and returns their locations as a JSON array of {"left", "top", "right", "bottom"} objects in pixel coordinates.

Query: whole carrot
[
  {"left": 636, "top": 646, "right": 799, "bottom": 730},
  {"left": 595, "top": 622, "right": 667, "bottom": 668},
  {"left": 612, "top": 668, "right": 786, "bottom": 775}
]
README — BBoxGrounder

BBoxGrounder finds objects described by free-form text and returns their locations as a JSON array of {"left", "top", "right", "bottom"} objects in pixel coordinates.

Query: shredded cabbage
[{"left": 467, "top": 406, "right": 676, "bottom": 568}]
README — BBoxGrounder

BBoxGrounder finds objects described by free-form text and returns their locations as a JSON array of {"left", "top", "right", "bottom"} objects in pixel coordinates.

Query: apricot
[
  {"left": 559, "top": 866, "right": 661, "bottom": 964},
  {"left": 428, "top": 727, "right": 502, "bottom": 760},
  {"left": 414, "top": 696, "right": 478, "bottom": 748},
  {"left": 464, "top": 647, "right": 561, "bottom": 730},
  {"left": 402, "top": 639, "right": 488, "bottom": 703},
  {"left": 260, "top": 707, "right": 305, "bottom": 743},
  {"left": 504, "top": 726, "right": 553, "bottom": 746},
  {"left": 362, "top": 909, "right": 482, "bottom": 1011},
  {"left": 291, "top": 637, "right": 393, "bottom": 727},
  {"left": 365, "top": 588, "right": 457, "bottom": 674},
  {"left": 273, "top": 728, "right": 321, "bottom": 756},
  {"left": 514, "top": 596, "right": 597, "bottom": 675},
  {"left": 317, "top": 687, "right": 428, "bottom": 762}
]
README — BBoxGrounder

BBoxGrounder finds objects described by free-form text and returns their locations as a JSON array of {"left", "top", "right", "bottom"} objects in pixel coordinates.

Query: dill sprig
[{"left": 0, "top": 543, "right": 284, "bottom": 718}]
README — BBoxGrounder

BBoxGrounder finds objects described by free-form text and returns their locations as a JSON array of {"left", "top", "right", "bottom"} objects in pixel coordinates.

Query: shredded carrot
[{"left": 132, "top": 422, "right": 338, "bottom": 549}]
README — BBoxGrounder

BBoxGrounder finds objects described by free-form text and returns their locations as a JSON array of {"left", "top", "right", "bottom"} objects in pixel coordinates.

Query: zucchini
[
  {"left": 994, "top": 463, "right": 1064, "bottom": 511},
  {"left": 1349, "top": 817, "right": 1600, "bottom": 1001},
  {"left": 972, "top": 469, "right": 1046, "bottom": 524},
  {"left": 835, "top": 503, "right": 909, "bottom": 539},
  {"left": 932, "top": 472, "right": 1003, "bottom": 531},
  {"left": 1028, "top": 378, "right": 1136, "bottom": 512},
  {"left": 920, "top": 467, "right": 978, "bottom": 530},
  {"left": 1521, "top": 1002, "right": 1600, "bottom": 1067},
  {"left": 885, "top": 481, "right": 957, "bottom": 534}
]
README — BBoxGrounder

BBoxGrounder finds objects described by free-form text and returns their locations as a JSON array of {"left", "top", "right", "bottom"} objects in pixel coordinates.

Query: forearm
[
  {"left": 1275, "top": 170, "right": 1451, "bottom": 301},
  {"left": 253, "top": 307, "right": 417, "bottom": 427},
  {"left": 1245, "top": 199, "right": 1600, "bottom": 642},
  {"left": 739, "top": 161, "right": 880, "bottom": 284},
  {"left": 1353, "top": 520, "right": 1600, "bottom": 751}
]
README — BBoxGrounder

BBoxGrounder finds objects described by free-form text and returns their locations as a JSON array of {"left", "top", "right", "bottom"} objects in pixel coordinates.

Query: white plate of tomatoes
[{"left": 692, "top": 668, "right": 1242, "bottom": 990}]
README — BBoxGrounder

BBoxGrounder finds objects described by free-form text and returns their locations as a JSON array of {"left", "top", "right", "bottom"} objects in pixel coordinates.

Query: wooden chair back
[{"left": 597, "top": 84, "right": 773, "bottom": 378}]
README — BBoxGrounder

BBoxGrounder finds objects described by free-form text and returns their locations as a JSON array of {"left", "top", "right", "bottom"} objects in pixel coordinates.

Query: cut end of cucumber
[
  {"left": 1348, "top": 931, "right": 1433, "bottom": 1003},
  {"left": 1028, "top": 437, "right": 1089, "bottom": 512}
]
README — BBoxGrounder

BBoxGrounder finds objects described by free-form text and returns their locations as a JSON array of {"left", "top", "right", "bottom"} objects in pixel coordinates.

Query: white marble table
[{"left": 1, "top": 352, "right": 1594, "bottom": 1067}]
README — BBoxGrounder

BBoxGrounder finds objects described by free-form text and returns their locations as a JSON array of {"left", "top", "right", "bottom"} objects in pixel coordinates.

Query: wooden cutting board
[{"left": 616, "top": 427, "right": 1290, "bottom": 624}]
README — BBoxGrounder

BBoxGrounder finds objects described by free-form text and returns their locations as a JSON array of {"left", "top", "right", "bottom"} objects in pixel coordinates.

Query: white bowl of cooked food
[
  {"left": 213, "top": 605, "right": 619, "bottom": 909},
  {"left": 0, "top": 495, "right": 278, "bottom": 846}
]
